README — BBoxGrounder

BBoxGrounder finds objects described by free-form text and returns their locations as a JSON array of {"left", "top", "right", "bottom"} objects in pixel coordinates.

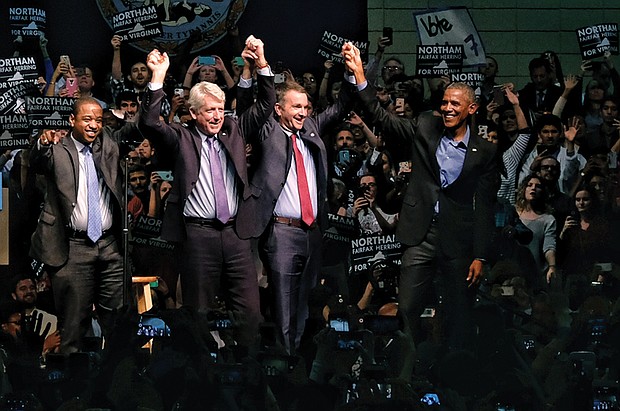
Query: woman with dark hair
[
  {"left": 516, "top": 174, "right": 557, "bottom": 286},
  {"left": 496, "top": 87, "right": 534, "bottom": 205},
  {"left": 559, "top": 185, "right": 610, "bottom": 278}
]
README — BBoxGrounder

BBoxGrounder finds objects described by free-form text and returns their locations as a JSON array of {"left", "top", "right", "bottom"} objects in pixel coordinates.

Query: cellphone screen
[
  {"left": 382, "top": 27, "right": 393, "bottom": 46},
  {"left": 330, "top": 318, "right": 349, "bottom": 332},
  {"left": 137, "top": 315, "right": 171, "bottom": 337},
  {"left": 198, "top": 56, "right": 216, "bottom": 66}
]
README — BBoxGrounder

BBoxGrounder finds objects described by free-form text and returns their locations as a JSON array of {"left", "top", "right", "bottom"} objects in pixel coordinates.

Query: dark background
[{"left": 1, "top": 0, "right": 368, "bottom": 87}]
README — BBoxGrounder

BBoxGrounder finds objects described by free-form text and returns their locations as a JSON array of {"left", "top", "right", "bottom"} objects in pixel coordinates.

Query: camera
[
  {"left": 420, "top": 392, "right": 441, "bottom": 406},
  {"left": 213, "top": 364, "right": 245, "bottom": 385},
  {"left": 137, "top": 314, "right": 171, "bottom": 337},
  {"left": 329, "top": 318, "right": 350, "bottom": 332},
  {"left": 335, "top": 148, "right": 362, "bottom": 174},
  {"left": 207, "top": 309, "right": 234, "bottom": 331},
  {"left": 258, "top": 354, "right": 294, "bottom": 377},
  {"left": 363, "top": 315, "right": 400, "bottom": 334},
  {"left": 592, "top": 382, "right": 618, "bottom": 410}
]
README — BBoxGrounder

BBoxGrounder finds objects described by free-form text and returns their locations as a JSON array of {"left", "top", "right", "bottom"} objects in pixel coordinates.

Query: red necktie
[{"left": 291, "top": 133, "right": 314, "bottom": 226}]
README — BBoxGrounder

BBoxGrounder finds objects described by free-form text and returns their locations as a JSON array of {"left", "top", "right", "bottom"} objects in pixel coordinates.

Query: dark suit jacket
[
  {"left": 358, "top": 85, "right": 500, "bottom": 260},
  {"left": 138, "top": 74, "right": 275, "bottom": 242},
  {"left": 236, "top": 85, "right": 352, "bottom": 239},
  {"left": 29, "top": 123, "right": 137, "bottom": 267}
]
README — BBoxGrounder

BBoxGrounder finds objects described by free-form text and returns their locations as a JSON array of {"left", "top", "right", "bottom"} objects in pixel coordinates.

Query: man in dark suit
[
  {"left": 518, "top": 57, "right": 564, "bottom": 125},
  {"left": 139, "top": 36, "right": 275, "bottom": 348},
  {"left": 236, "top": 44, "right": 354, "bottom": 354},
  {"left": 30, "top": 98, "right": 139, "bottom": 353},
  {"left": 344, "top": 45, "right": 499, "bottom": 351}
]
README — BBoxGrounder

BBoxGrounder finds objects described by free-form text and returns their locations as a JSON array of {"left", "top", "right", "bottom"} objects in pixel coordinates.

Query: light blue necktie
[
  {"left": 207, "top": 137, "right": 230, "bottom": 224},
  {"left": 83, "top": 145, "right": 102, "bottom": 242}
]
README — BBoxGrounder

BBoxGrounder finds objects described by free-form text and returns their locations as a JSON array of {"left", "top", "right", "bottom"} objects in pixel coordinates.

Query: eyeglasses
[
  {"left": 360, "top": 183, "right": 377, "bottom": 188},
  {"left": 540, "top": 165, "right": 559, "bottom": 171},
  {"left": 383, "top": 66, "right": 402, "bottom": 71}
]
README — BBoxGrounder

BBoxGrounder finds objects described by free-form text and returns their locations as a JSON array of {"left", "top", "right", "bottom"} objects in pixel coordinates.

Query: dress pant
[
  {"left": 398, "top": 221, "right": 476, "bottom": 351},
  {"left": 179, "top": 220, "right": 261, "bottom": 347},
  {"left": 50, "top": 234, "right": 124, "bottom": 354},
  {"left": 260, "top": 222, "right": 322, "bottom": 354}
]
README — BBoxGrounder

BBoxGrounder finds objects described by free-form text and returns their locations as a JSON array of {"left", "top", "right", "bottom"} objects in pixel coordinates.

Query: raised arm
[
  {"left": 236, "top": 35, "right": 275, "bottom": 138},
  {"left": 111, "top": 35, "right": 123, "bottom": 81}
]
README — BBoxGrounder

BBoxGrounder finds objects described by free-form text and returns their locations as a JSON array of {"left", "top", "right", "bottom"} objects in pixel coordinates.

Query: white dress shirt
[{"left": 274, "top": 128, "right": 318, "bottom": 220}]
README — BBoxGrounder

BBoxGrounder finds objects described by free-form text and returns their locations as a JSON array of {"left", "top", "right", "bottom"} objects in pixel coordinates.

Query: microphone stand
[{"left": 122, "top": 155, "right": 130, "bottom": 306}]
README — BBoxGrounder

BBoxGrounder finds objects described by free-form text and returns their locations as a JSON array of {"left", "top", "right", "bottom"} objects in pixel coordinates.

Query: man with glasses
[
  {"left": 518, "top": 114, "right": 586, "bottom": 194},
  {"left": 347, "top": 173, "right": 397, "bottom": 235}
]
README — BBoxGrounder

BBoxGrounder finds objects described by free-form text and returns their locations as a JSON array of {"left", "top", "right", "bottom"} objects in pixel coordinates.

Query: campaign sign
[
  {"left": 451, "top": 72, "right": 485, "bottom": 97},
  {"left": 324, "top": 213, "right": 357, "bottom": 243},
  {"left": 0, "top": 129, "right": 30, "bottom": 149},
  {"left": 0, "top": 83, "right": 34, "bottom": 116},
  {"left": 576, "top": 23, "right": 619, "bottom": 59},
  {"left": 413, "top": 7, "right": 486, "bottom": 68},
  {"left": 416, "top": 44, "right": 463, "bottom": 77},
  {"left": 26, "top": 96, "right": 73, "bottom": 129},
  {"left": 9, "top": 6, "right": 46, "bottom": 37},
  {"left": 131, "top": 215, "right": 175, "bottom": 250},
  {"left": 0, "top": 113, "right": 29, "bottom": 146},
  {"left": 351, "top": 234, "right": 402, "bottom": 274},
  {"left": 112, "top": 5, "right": 163, "bottom": 42},
  {"left": 0, "top": 57, "right": 38, "bottom": 88},
  {"left": 318, "top": 30, "right": 368, "bottom": 64}
]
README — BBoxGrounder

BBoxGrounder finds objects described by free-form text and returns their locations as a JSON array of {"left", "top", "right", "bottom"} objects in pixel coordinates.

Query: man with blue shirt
[{"left": 344, "top": 45, "right": 499, "bottom": 351}]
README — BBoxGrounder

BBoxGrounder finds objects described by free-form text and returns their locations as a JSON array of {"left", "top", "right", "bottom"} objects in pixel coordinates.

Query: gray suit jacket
[
  {"left": 29, "top": 123, "right": 137, "bottom": 267},
  {"left": 236, "top": 85, "right": 352, "bottom": 239}
]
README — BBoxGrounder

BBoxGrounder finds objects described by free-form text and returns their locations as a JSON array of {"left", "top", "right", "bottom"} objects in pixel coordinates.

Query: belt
[
  {"left": 272, "top": 216, "right": 317, "bottom": 229},
  {"left": 185, "top": 217, "right": 235, "bottom": 228},
  {"left": 67, "top": 229, "right": 112, "bottom": 240}
]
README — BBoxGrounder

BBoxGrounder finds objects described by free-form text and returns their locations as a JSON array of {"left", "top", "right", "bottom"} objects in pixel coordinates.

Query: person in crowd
[
  {"left": 109, "top": 34, "right": 170, "bottom": 117},
  {"left": 75, "top": 64, "right": 108, "bottom": 108},
  {"left": 102, "top": 108, "right": 124, "bottom": 130},
  {"left": 344, "top": 44, "right": 499, "bottom": 351},
  {"left": 518, "top": 57, "right": 563, "bottom": 124},
  {"left": 347, "top": 173, "right": 397, "bottom": 236},
  {"left": 10, "top": 276, "right": 57, "bottom": 339},
  {"left": 381, "top": 57, "right": 405, "bottom": 86},
  {"left": 559, "top": 185, "right": 611, "bottom": 278},
  {"left": 597, "top": 96, "right": 620, "bottom": 152},
  {"left": 531, "top": 155, "right": 573, "bottom": 230},
  {"left": 518, "top": 113, "right": 585, "bottom": 194},
  {"left": 139, "top": 36, "right": 274, "bottom": 349},
  {"left": 0, "top": 301, "right": 61, "bottom": 392},
  {"left": 515, "top": 174, "right": 557, "bottom": 288},
  {"left": 479, "top": 56, "right": 500, "bottom": 105},
  {"left": 235, "top": 43, "right": 356, "bottom": 355},
  {"left": 182, "top": 55, "right": 236, "bottom": 107},
  {"left": 29, "top": 97, "right": 140, "bottom": 354},
  {"left": 115, "top": 90, "right": 140, "bottom": 122},
  {"left": 495, "top": 86, "right": 534, "bottom": 205},
  {"left": 126, "top": 164, "right": 150, "bottom": 219}
]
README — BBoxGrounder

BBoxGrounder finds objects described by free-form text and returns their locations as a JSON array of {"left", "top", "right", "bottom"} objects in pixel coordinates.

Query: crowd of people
[{"left": 1, "top": 22, "right": 620, "bottom": 411}]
